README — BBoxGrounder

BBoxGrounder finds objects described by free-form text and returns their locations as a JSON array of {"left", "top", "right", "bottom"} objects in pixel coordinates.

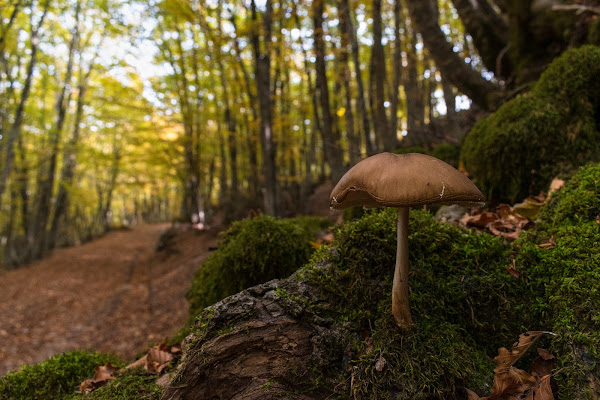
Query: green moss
[
  {"left": 187, "top": 215, "right": 328, "bottom": 317},
  {"left": 0, "top": 351, "right": 121, "bottom": 400},
  {"left": 342, "top": 206, "right": 366, "bottom": 222},
  {"left": 301, "top": 209, "right": 534, "bottom": 398},
  {"left": 462, "top": 45, "right": 600, "bottom": 203},
  {"left": 539, "top": 163, "right": 600, "bottom": 228},
  {"left": 517, "top": 223, "right": 600, "bottom": 399},
  {"left": 68, "top": 368, "right": 162, "bottom": 400},
  {"left": 431, "top": 142, "right": 461, "bottom": 168}
]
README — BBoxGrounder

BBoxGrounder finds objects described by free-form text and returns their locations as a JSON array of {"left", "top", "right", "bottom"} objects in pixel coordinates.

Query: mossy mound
[
  {"left": 0, "top": 351, "right": 121, "bottom": 400},
  {"left": 169, "top": 209, "right": 535, "bottom": 399},
  {"left": 517, "top": 223, "right": 600, "bottom": 399},
  {"left": 431, "top": 142, "right": 461, "bottom": 168},
  {"left": 462, "top": 45, "right": 600, "bottom": 203},
  {"left": 186, "top": 215, "right": 329, "bottom": 317},
  {"left": 302, "top": 209, "right": 533, "bottom": 398},
  {"left": 539, "top": 163, "right": 600, "bottom": 228}
]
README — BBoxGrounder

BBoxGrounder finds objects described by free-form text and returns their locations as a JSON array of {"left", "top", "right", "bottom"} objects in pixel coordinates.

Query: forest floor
[
  {"left": 0, "top": 181, "right": 338, "bottom": 377},
  {"left": 0, "top": 223, "right": 221, "bottom": 376}
]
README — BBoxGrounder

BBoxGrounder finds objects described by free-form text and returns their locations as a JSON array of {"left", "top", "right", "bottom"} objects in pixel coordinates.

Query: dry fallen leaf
[
  {"left": 126, "top": 343, "right": 175, "bottom": 375},
  {"left": 468, "top": 332, "right": 558, "bottom": 400},
  {"left": 79, "top": 362, "right": 120, "bottom": 394},
  {"left": 548, "top": 178, "right": 565, "bottom": 197},
  {"left": 461, "top": 211, "right": 499, "bottom": 228},
  {"left": 506, "top": 259, "right": 520, "bottom": 278},
  {"left": 374, "top": 355, "right": 386, "bottom": 372}
]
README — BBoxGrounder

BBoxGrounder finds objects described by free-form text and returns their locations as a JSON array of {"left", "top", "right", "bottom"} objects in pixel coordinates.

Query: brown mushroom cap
[{"left": 330, "top": 152, "right": 485, "bottom": 210}]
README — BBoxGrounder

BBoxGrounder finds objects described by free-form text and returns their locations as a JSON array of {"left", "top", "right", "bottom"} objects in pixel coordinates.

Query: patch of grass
[
  {"left": 0, "top": 351, "right": 121, "bottom": 400},
  {"left": 186, "top": 215, "right": 329, "bottom": 317}
]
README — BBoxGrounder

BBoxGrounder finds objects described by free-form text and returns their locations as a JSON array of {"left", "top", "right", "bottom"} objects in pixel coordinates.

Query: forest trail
[{"left": 0, "top": 223, "right": 220, "bottom": 376}]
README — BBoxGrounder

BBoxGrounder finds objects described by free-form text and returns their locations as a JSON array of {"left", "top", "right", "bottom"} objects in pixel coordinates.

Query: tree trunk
[
  {"left": 441, "top": 76, "right": 461, "bottom": 142},
  {"left": 403, "top": 16, "right": 426, "bottom": 147},
  {"left": 313, "top": 0, "right": 344, "bottom": 182},
  {"left": 48, "top": 65, "right": 91, "bottom": 248},
  {"left": 342, "top": 0, "right": 374, "bottom": 156},
  {"left": 251, "top": 0, "right": 278, "bottom": 216},
  {"left": 0, "top": 2, "right": 48, "bottom": 212},
  {"left": 371, "top": 0, "right": 394, "bottom": 152},
  {"left": 405, "top": 0, "right": 499, "bottom": 110},
  {"left": 389, "top": 0, "right": 403, "bottom": 151},
  {"left": 337, "top": 0, "right": 359, "bottom": 165},
  {"left": 32, "top": 1, "right": 79, "bottom": 259},
  {"left": 451, "top": 0, "right": 510, "bottom": 77}
]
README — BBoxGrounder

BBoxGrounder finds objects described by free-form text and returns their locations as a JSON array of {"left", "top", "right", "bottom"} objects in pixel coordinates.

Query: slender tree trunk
[
  {"left": 337, "top": 0, "right": 359, "bottom": 165},
  {"left": 231, "top": 15, "right": 259, "bottom": 198},
  {"left": 371, "top": 0, "right": 394, "bottom": 152},
  {"left": 49, "top": 62, "right": 93, "bottom": 247},
  {"left": 389, "top": 0, "right": 403, "bottom": 150},
  {"left": 402, "top": 13, "right": 425, "bottom": 147},
  {"left": 341, "top": 0, "right": 374, "bottom": 156},
  {"left": 313, "top": 0, "right": 344, "bottom": 182},
  {"left": 251, "top": 0, "right": 278, "bottom": 216},
  {"left": 0, "top": 1, "right": 48, "bottom": 212},
  {"left": 32, "top": 0, "right": 79, "bottom": 259},
  {"left": 441, "top": 76, "right": 461, "bottom": 141},
  {"left": 216, "top": 0, "right": 238, "bottom": 212}
]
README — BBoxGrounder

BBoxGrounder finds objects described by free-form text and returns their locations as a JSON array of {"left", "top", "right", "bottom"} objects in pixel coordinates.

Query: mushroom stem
[{"left": 392, "top": 206, "right": 414, "bottom": 329}]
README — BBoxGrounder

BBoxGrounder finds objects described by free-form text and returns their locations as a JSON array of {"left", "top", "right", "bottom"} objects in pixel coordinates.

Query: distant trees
[
  {"left": 0, "top": 0, "right": 178, "bottom": 267},
  {"left": 0, "top": 0, "right": 593, "bottom": 267}
]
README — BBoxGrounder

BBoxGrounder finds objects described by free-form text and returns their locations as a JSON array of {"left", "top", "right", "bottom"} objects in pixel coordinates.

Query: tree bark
[{"left": 405, "top": 0, "right": 499, "bottom": 110}]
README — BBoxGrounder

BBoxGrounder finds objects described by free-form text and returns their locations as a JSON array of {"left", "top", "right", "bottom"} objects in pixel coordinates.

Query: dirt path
[{"left": 0, "top": 224, "right": 219, "bottom": 376}]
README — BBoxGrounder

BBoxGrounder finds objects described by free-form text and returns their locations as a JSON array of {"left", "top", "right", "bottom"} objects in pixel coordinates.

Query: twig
[{"left": 551, "top": 4, "right": 600, "bottom": 14}]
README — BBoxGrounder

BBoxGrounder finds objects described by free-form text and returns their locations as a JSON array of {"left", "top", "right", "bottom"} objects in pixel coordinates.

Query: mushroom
[{"left": 329, "top": 152, "right": 484, "bottom": 329}]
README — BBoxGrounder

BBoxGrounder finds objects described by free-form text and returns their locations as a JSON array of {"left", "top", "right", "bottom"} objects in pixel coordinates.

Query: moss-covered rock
[
  {"left": 0, "top": 351, "right": 121, "bottom": 400},
  {"left": 539, "top": 163, "right": 600, "bottom": 228},
  {"left": 462, "top": 45, "right": 600, "bottom": 203},
  {"left": 186, "top": 215, "right": 329, "bottom": 317}
]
